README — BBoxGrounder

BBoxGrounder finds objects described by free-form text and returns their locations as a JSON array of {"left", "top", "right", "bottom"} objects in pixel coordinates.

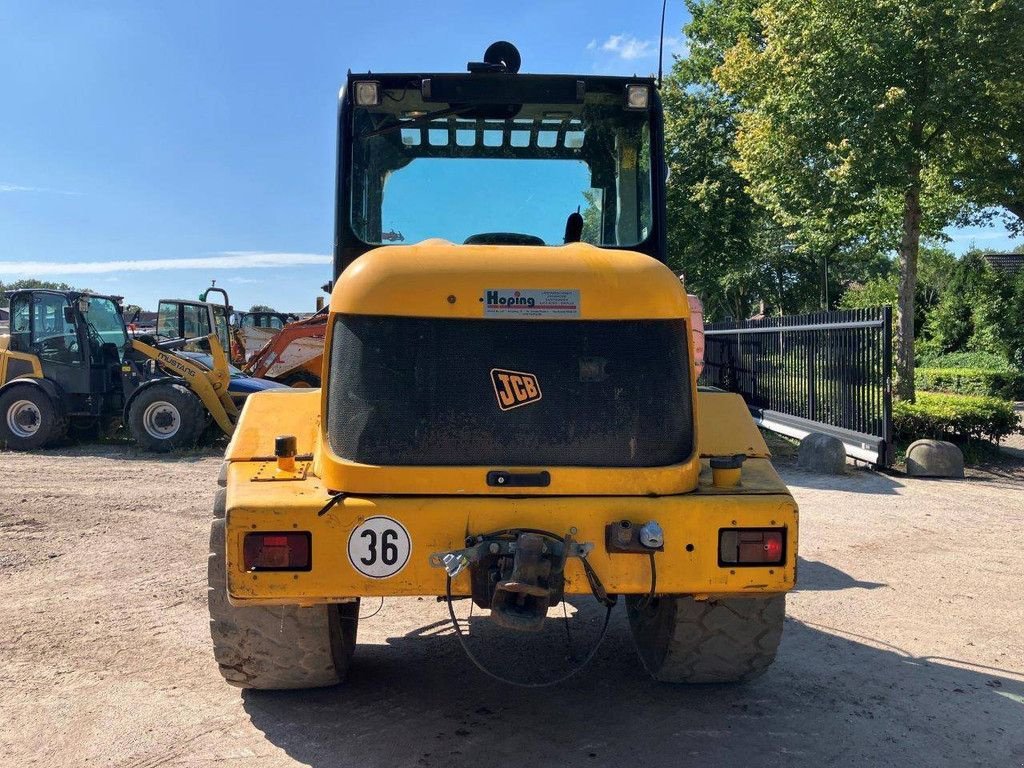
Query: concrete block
[
  {"left": 797, "top": 432, "right": 847, "bottom": 474},
  {"left": 905, "top": 439, "right": 964, "bottom": 478}
]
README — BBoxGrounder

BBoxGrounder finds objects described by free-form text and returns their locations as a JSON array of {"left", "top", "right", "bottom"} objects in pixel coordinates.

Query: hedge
[
  {"left": 916, "top": 367, "right": 1024, "bottom": 400},
  {"left": 915, "top": 351, "right": 1012, "bottom": 370},
  {"left": 893, "top": 392, "right": 1022, "bottom": 445}
]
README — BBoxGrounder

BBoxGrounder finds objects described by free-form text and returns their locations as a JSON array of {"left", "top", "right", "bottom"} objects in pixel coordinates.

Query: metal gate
[{"left": 700, "top": 307, "right": 893, "bottom": 466}]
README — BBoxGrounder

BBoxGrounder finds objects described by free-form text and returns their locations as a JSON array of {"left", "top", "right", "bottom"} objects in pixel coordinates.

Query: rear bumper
[{"left": 223, "top": 461, "right": 799, "bottom": 606}]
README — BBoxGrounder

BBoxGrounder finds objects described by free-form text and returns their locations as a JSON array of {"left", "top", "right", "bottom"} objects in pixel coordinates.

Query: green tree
[
  {"left": 922, "top": 250, "right": 1024, "bottom": 366},
  {"left": 716, "top": 0, "right": 1024, "bottom": 400},
  {"left": 248, "top": 304, "right": 277, "bottom": 313},
  {"left": 0, "top": 279, "right": 78, "bottom": 307},
  {"left": 666, "top": 0, "right": 893, "bottom": 319},
  {"left": 840, "top": 242, "right": 955, "bottom": 338},
  {"left": 662, "top": 83, "right": 764, "bottom": 319}
]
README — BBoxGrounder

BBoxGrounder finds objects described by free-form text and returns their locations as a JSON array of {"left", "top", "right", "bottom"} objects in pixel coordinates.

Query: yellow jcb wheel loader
[{"left": 208, "top": 42, "right": 798, "bottom": 689}]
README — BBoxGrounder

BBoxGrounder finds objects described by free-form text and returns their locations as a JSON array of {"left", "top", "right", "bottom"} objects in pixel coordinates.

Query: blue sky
[{"left": 0, "top": 1, "right": 1016, "bottom": 312}]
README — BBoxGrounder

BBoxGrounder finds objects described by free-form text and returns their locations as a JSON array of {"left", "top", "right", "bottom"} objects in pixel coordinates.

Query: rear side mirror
[{"left": 63, "top": 306, "right": 76, "bottom": 324}]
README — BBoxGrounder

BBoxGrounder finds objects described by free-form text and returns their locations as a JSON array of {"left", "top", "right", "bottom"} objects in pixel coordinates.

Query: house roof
[{"left": 983, "top": 253, "right": 1024, "bottom": 274}]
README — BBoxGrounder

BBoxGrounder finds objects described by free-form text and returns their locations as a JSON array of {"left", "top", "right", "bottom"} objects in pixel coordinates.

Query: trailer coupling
[{"left": 430, "top": 530, "right": 595, "bottom": 632}]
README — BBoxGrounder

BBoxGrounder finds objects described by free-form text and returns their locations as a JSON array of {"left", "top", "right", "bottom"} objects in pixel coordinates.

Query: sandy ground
[{"left": 1, "top": 444, "right": 1022, "bottom": 768}]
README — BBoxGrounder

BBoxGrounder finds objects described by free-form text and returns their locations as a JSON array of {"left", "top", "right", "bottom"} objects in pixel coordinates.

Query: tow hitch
[{"left": 430, "top": 530, "right": 594, "bottom": 632}]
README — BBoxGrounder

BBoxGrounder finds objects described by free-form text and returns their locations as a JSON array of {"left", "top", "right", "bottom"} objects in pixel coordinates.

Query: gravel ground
[{"left": 0, "top": 444, "right": 1022, "bottom": 768}]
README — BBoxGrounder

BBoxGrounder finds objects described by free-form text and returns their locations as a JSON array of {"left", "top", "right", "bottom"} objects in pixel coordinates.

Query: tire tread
[{"left": 628, "top": 594, "right": 786, "bottom": 684}]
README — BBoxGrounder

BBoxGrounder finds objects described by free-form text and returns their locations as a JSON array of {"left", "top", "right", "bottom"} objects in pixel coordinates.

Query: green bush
[
  {"left": 893, "top": 392, "right": 1022, "bottom": 444},
  {"left": 915, "top": 350, "right": 1014, "bottom": 370},
  {"left": 916, "top": 367, "right": 1024, "bottom": 400}
]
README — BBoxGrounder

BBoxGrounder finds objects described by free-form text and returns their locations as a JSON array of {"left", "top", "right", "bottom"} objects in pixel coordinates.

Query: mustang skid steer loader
[{"left": 209, "top": 42, "right": 798, "bottom": 689}]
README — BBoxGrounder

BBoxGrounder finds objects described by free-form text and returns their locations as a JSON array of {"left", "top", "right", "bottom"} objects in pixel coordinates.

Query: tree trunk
[{"left": 895, "top": 163, "right": 923, "bottom": 402}]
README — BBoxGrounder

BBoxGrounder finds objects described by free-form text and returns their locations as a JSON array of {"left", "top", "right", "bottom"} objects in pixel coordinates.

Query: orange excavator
[{"left": 241, "top": 309, "right": 327, "bottom": 387}]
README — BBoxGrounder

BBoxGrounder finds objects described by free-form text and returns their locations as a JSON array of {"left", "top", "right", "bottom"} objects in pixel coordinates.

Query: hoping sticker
[{"left": 483, "top": 289, "right": 580, "bottom": 318}]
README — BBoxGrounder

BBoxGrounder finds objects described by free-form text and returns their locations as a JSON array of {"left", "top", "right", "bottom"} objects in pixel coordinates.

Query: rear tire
[
  {"left": 0, "top": 385, "right": 67, "bottom": 450},
  {"left": 128, "top": 383, "right": 204, "bottom": 452},
  {"left": 207, "top": 514, "right": 358, "bottom": 690},
  {"left": 626, "top": 594, "right": 785, "bottom": 683}
]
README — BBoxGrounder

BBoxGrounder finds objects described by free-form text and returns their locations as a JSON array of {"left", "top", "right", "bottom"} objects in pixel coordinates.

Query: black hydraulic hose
[
  {"left": 445, "top": 574, "right": 612, "bottom": 689},
  {"left": 443, "top": 526, "right": 616, "bottom": 688},
  {"left": 638, "top": 552, "right": 657, "bottom": 610}
]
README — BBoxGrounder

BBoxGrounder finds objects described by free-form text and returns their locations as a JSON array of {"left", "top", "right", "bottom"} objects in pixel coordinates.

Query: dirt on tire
[{"left": 208, "top": 517, "right": 357, "bottom": 689}]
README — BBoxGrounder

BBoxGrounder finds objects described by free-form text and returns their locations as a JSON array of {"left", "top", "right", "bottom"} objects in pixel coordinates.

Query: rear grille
[{"left": 326, "top": 315, "right": 694, "bottom": 467}]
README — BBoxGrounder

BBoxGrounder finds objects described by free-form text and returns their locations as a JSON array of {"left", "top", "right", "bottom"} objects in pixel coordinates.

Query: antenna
[{"left": 657, "top": 0, "right": 668, "bottom": 87}]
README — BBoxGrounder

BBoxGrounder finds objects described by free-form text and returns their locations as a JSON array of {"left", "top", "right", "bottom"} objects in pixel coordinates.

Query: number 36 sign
[{"left": 347, "top": 516, "right": 412, "bottom": 579}]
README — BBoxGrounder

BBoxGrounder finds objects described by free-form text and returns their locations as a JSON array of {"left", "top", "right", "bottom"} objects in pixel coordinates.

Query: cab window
[
  {"left": 157, "top": 301, "right": 179, "bottom": 337},
  {"left": 211, "top": 305, "right": 230, "bottom": 351},
  {"left": 31, "top": 294, "right": 79, "bottom": 364},
  {"left": 182, "top": 304, "right": 207, "bottom": 338},
  {"left": 9, "top": 294, "right": 30, "bottom": 351}
]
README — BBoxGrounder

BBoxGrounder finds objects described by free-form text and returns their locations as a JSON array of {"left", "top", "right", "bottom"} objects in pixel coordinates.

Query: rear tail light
[
  {"left": 243, "top": 532, "right": 311, "bottom": 571},
  {"left": 719, "top": 528, "right": 786, "bottom": 566}
]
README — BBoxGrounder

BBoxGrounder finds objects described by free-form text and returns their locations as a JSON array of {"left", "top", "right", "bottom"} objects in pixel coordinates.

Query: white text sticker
[{"left": 483, "top": 289, "right": 580, "bottom": 318}]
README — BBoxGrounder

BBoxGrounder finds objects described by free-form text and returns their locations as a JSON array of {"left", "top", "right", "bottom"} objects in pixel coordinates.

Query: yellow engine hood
[{"left": 329, "top": 240, "right": 691, "bottom": 320}]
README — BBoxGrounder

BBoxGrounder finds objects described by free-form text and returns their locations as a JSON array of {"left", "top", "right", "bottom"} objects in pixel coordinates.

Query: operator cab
[
  {"left": 1, "top": 290, "right": 128, "bottom": 411},
  {"left": 155, "top": 299, "right": 232, "bottom": 355},
  {"left": 333, "top": 41, "right": 666, "bottom": 277},
  {"left": 239, "top": 311, "right": 294, "bottom": 331}
]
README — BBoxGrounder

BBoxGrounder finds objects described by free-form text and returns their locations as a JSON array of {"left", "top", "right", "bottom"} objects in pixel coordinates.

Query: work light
[
  {"left": 625, "top": 83, "right": 650, "bottom": 110},
  {"left": 354, "top": 80, "right": 381, "bottom": 106}
]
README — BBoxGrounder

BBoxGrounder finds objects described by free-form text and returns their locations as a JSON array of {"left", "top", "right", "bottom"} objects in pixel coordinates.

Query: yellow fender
[{"left": 0, "top": 347, "right": 43, "bottom": 386}]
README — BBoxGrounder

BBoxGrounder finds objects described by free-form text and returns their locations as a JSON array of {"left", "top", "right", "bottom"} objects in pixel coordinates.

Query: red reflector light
[
  {"left": 243, "top": 532, "right": 311, "bottom": 571},
  {"left": 719, "top": 528, "right": 786, "bottom": 566},
  {"left": 763, "top": 532, "right": 783, "bottom": 561}
]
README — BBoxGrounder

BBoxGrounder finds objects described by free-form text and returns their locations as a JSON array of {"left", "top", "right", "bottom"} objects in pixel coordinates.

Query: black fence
[{"left": 700, "top": 307, "right": 893, "bottom": 466}]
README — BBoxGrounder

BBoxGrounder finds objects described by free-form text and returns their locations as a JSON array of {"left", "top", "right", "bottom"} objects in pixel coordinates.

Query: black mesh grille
[{"left": 327, "top": 315, "right": 694, "bottom": 467}]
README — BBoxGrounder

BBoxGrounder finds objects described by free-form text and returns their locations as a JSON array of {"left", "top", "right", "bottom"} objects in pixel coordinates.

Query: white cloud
[
  {"left": 586, "top": 33, "right": 690, "bottom": 70},
  {"left": 600, "top": 34, "right": 656, "bottom": 61},
  {"left": 0, "top": 182, "right": 81, "bottom": 195},
  {"left": 0, "top": 251, "right": 330, "bottom": 277}
]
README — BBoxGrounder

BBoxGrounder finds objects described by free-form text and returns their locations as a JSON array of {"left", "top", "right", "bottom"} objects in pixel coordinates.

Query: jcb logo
[{"left": 490, "top": 368, "right": 542, "bottom": 411}]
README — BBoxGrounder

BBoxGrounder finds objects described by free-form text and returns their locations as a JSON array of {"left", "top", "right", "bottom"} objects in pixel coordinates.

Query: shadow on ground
[
  {"left": 794, "top": 557, "right": 887, "bottom": 591},
  {"left": 242, "top": 598, "right": 1023, "bottom": 768},
  {"left": 780, "top": 466, "right": 904, "bottom": 495}
]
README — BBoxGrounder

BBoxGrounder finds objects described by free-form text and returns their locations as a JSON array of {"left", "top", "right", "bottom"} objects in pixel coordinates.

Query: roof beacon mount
[{"left": 468, "top": 41, "right": 522, "bottom": 74}]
